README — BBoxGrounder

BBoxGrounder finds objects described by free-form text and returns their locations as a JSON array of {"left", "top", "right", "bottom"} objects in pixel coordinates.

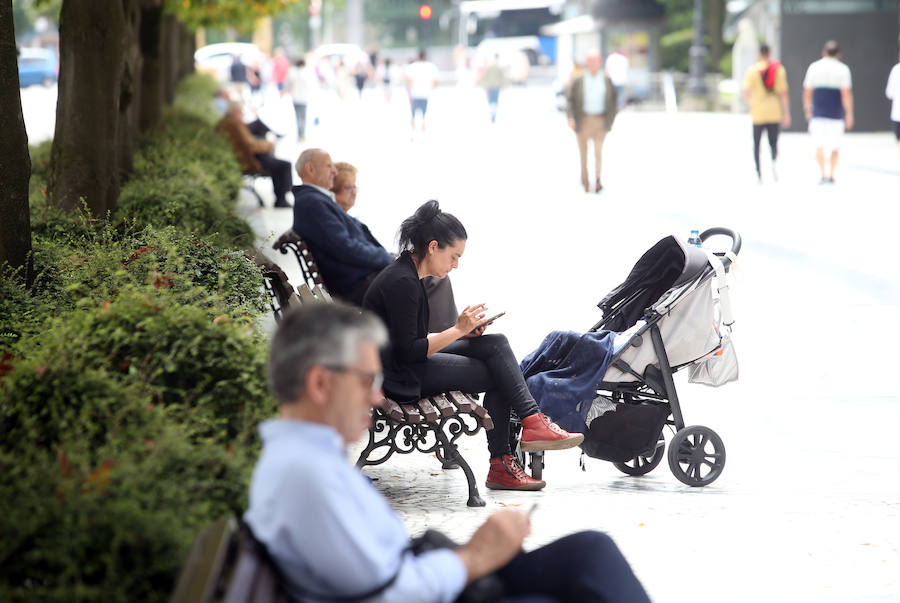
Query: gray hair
[
  {"left": 269, "top": 303, "right": 388, "bottom": 404},
  {"left": 295, "top": 148, "right": 323, "bottom": 180}
]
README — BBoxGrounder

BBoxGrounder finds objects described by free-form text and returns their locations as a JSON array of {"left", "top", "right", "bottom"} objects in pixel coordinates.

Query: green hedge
[{"left": 0, "top": 73, "right": 276, "bottom": 601}]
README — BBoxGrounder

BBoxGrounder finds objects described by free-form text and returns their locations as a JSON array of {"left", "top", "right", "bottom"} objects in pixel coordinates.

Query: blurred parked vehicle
[
  {"left": 17, "top": 47, "right": 57, "bottom": 87},
  {"left": 194, "top": 42, "right": 264, "bottom": 82}
]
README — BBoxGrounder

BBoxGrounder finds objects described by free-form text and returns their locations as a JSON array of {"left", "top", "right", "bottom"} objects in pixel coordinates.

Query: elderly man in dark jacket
[
  {"left": 291, "top": 149, "right": 394, "bottom": 304},
  {"left": 566, "top": 50, "right": 618, "bottom": 193}
]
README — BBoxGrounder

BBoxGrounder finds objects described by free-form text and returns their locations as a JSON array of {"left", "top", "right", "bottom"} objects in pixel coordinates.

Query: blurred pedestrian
[
  {"left": 566, "top": 50, "right": 617, "bottom": 193},
  {"left": 353, "top": 58, "right": 371, "bottom": 98},
  {"left": 272, "top": 47, "right": 291, "bottom": 92},
  {"left": 478, "top": 54, "right": 508, "bottom": 123},
  {"left": 605, "top": 49, "right": 629, "bottom": 108},
  {"left": 887, "top": 50, "right": 900, "bottom": 153},
  {"left": 406, "top": 49, "right": 439, "bottom": 133},
  {"left": 375, "top": 57, "right": 397, "bottom": 102},
  {"left": 288, "top": 57, "right": 316, "bottom": 140},
  {"left": 216, "top": 100, "right": 293, "bottom": 208},
  {"left": 742, "top": 44, "right": 790, "bottom": 182},
  {"left": 230, "top": 53, "right": 248, "bottom": 84},
  {"left": 802, "top": 40, "right": 854, "bottom": 184}
]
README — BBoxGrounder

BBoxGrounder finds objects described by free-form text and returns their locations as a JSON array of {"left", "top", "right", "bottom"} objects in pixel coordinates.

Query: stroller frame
[{"left": 513, "top": 228, "right": 740, "bottom": 487}]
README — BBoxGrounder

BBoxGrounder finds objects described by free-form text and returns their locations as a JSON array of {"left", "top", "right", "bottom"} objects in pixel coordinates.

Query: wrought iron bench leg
[
  {"left": 434, "top": 426, "right": 485, "bottom": 507},
  {"left": 435, "top": 445, "right": 460, "bottom": 470},
  {"left": 243, "top": 178, "right": 265, "bottom": 207}
]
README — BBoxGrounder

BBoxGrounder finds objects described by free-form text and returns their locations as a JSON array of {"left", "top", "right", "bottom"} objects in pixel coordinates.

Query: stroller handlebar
[{"left": 699, "top": 228, "right": 741, "bottom": 269}]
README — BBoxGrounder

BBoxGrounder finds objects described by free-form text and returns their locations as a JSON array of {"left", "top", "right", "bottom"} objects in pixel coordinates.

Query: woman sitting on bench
[{"left": 363, "top": 200, "right": 583, "bottom": 491}]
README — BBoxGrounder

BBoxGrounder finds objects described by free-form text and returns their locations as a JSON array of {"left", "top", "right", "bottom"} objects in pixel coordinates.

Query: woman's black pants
[{"left": 410, "top": 334, "right": 540, "bottom": 458}]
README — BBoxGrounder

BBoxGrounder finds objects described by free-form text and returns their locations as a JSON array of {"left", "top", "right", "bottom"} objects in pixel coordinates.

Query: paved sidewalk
[{"left": 238, "top": 97, "right": 900, "bottom": 602}]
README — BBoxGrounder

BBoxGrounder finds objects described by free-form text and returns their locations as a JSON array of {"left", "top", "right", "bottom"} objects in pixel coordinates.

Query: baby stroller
[{"left": 512, "top": 227, "right": 741, "bottom": 487}]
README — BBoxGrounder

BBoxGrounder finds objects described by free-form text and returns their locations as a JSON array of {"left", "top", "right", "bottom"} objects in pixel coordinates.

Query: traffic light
[{"left": 419, "top": 4, "right": 432, "bottom": 20}]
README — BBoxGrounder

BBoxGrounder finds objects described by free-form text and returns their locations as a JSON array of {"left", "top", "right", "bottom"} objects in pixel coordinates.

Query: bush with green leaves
[
  {"left": 3, "top": 284, "right": 275, "bottom": 445},
  {"left": 1, "top": 218, "right": 267, "bottom": 356},
  {"left": 0, "top": 73, "right": 277, "bottom": 601},
  {"left": 0, "top": 286, "right": 275, "bottom": 601},
  {"left": 0, "top": 396, "right": 254, "bottom": 602},
  {"left": 116, "top": 108, "right": 251, "bottom": 249}
]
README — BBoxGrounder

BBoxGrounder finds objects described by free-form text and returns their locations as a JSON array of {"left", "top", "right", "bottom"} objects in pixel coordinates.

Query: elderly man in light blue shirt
[{"left": 245, "top": 303, "right": 650, "bottom": 602}]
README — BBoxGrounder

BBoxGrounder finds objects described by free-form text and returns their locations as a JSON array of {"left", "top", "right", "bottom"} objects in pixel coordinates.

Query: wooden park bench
[
  {"left": 245, "top": 249, "right": 300, "bottom": 324},
  {"left": 294, "top": 283, "right": 493, "bottom": 508},
  {"left": 170, "top": 517, "right": 289, "bottom": 603}
]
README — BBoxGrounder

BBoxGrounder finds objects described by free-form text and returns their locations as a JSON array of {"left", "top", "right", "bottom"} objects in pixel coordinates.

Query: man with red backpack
[{"left": 742, "top": 44, "right": 791, "bottom": 182}]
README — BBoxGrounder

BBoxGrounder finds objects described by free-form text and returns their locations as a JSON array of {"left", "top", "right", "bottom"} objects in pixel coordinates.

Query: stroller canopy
[{"left": 597, "top": 235, "right": 708, "bottom": 332}]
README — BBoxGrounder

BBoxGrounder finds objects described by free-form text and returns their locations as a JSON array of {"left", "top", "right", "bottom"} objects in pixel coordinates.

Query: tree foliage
[{"left": 166, "top": 0, "right": 302, "bottom": 31}]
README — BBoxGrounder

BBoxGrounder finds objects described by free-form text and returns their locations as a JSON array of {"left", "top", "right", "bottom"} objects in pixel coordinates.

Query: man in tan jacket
[
  {"left": 216, "top": 101, "right": 293, "bottom": 208},
  {"left": 566, "top": 50, "right": 618, "bottom": 193}
]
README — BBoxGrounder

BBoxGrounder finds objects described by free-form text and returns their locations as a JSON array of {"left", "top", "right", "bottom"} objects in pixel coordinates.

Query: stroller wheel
[
  {"left": 667, "top": 425, "right": 726, "bottom": 487},
  {"left": 613, "top": 439, "right": 665, "bottom": 476}
]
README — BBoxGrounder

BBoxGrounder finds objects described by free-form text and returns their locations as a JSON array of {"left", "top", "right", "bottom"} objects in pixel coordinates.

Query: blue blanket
[{"left": 519, "top": 330, "right": 616, "bottom": 434}]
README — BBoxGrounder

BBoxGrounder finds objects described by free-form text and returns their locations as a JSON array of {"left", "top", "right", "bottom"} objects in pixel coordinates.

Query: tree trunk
[
  {"left": 0, "top": 0, "right": 32, "bottom": 280},
  {"left": 118, "top": 0, "right": 142, "bottom": 178},
  {"left": 139, "top": 1, "right": 163, "bottom": 133},
  {"left": 161, "top": 13, "right": 179, "bottom": 104},
  {"left": 48, "top": 0, "right": 127, "bottom": 215}
]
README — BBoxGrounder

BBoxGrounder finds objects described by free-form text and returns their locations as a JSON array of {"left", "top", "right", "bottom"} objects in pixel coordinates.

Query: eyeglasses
[
  {"left": 323, "top": 365, "right": 383, "bottom": 393},
  {"left": 340, "top": 185, "right": 358, "bottom": 192}
]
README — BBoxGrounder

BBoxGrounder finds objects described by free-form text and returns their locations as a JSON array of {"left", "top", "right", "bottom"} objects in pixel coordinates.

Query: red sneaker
[
  {"left": 485, "top": 455, "right": 546, "bottom": 491},
  {"left": 520, "top": 413, "right": 584, "bottom": 452}
]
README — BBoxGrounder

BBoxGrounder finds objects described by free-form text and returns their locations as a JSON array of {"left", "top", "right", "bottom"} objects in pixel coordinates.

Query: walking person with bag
[{"left": 742, "top": 44, "right": 790, "bottom": 182}]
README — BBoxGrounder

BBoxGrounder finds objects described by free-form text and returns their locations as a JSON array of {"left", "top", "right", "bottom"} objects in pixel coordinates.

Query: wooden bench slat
[
  {"left": 400, "top": 403, "right": 422, "bottom": 423},
  {"left": 430, "top": 394, "right": 456, "bottom": 417},
  {"left": 170, "top": 517, "right": 236, "bottom": 603},
  {"left": 382, "top": 398, "right": 405, "bottom": 422},
  {"left": 416, "top": 399, "right": 439, "bottom": 422},
  {"left": 464, "top": 394, "right": 494, "bottom": 430},
  {"left": 296, "top": 284, "right": 317, "bottom": 303},
  {"left": 312, "top": 284, "right": 333, "bottom": 303},
  {"left": 447, "top": 390, "right": 474, "bottom": 413}
]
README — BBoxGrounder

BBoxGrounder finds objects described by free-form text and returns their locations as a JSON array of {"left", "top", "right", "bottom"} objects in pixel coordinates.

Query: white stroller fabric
[
  {"left": 603, "top": 278, "right": 721, "bottom": 383},
  {"left": 689, "top": 250, "right": 738, "bottom": 386}
]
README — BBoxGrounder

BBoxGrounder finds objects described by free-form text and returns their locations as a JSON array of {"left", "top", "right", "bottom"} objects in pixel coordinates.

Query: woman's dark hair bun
[
  {"left": 398, "top": 200, "right": 467, "bottom": 260},
  {"left": 415, "top": 199, "right": 441, "bottom": 223}
]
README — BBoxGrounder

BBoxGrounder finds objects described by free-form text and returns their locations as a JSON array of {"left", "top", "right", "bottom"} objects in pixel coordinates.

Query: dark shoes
[
  {"left": 273, "top": 199, "right": 292, "bottom": 208},
  {"left": 595, "top": 179, "right": 603, "bottom": 193},
  {"left": 486, "top": 455, "right": 546, "bottom": 491},
  {"left": 520, "top": 413, "right": 584, "bottom": 452}
]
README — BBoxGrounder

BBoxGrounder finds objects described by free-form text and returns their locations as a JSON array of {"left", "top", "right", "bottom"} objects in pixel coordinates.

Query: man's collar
[{"left": 303, "top": 182, "right": 336, "bottom": 201}]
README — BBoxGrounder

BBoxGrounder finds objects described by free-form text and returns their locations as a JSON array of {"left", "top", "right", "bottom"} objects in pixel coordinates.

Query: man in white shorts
[{"left": 802, "top": 40, "right": 854, "bottom": 184}]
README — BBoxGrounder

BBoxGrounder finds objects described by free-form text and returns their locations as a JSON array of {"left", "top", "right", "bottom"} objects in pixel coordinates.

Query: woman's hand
[
  {"left": 455, "top": 304, "right": 486, "bottom": 334},
  {"left": 428, "top": 304, "right": 487, "bottom": 355},
  {"left": 462, "top": 324, "right": 486, "bottom": 338}
]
